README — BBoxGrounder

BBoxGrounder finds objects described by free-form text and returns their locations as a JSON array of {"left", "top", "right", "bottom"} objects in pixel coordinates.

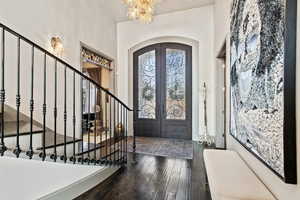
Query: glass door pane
[
  {"left": 165, "top": 48, "right": 186, "bottom": 120},
  {"left": 138, "top": 50, "right": 156, "bottom": 119}
]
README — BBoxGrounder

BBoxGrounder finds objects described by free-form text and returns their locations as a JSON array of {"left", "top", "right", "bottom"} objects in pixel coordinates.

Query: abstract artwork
[{"left": 230, "top": 0, "right": 297, "bottom": 183}]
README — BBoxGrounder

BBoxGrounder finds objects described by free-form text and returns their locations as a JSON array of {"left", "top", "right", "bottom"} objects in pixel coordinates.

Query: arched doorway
[{"left": 133, "top": 43, "right": 192, "bottom": 140}]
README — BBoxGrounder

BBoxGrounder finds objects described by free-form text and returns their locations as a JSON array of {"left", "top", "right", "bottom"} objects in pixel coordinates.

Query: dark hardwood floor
[{"left": 76, "top": 142, "right": 211, "bottom": 200}]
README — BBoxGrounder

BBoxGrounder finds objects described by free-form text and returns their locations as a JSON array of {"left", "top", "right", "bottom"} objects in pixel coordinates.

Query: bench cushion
[{"left": 203, "top": 150, "right": 276, "bottom": 200}]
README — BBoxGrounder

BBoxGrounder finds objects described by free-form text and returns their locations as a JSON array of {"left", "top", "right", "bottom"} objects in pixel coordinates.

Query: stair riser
[
  {"left": 4, "top": 134, "right": 80, "bottom": 158},
  {"left": 44, "top": 143, "right": 79, "bottom": 156},
  {"left": 80, "top": 147, "right": 122, "bottom": 162},
  {"left": 80, "top": 150, "right": 102, "bottom": 160}
]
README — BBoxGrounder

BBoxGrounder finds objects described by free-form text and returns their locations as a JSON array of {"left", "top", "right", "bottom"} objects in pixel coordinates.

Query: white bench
[{"left": 203, "top": 149, "right": 276, "bottom": 200}]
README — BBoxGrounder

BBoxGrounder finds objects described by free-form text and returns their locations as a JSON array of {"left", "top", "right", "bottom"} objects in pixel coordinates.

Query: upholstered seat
[{"left": 203, "top": 150, "right": 276, "bottom": 200}]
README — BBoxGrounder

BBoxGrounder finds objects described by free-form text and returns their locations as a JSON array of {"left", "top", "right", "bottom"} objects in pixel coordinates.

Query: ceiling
[{"left": 100, "top": 0, "right": 215, "bottom": 22}]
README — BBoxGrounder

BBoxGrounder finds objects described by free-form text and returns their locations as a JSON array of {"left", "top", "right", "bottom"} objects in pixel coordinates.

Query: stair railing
[{"left": 0, "top": 22, "right": 132, "bottom": 166}]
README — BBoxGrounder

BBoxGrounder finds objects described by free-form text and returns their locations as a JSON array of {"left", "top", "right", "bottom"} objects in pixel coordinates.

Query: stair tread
[
  {"left": 1, "top": 104, "right": 30, "bottom": 122},
  {"left": 76, "top": 142, "right": 106, "bottom": 156},
  {"left": 36, "top": 131, "right": 81, "bottom": 150},
  {"left": 76, "top": 139, "right": 122, "bottom": 160},
  {"left": 2, "top": 121, "right": 43, "bottom": 137},
  {"left": 36, "top": 138, "right": 82, "bottom": 150}
]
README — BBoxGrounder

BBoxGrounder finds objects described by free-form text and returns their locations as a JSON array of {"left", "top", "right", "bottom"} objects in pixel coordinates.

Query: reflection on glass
[
  {"left": 166, "top": 49, "right": 186, "bottom": 120},
  {"left": 138, "top": 50, "right": 156, "bottom": 119}
]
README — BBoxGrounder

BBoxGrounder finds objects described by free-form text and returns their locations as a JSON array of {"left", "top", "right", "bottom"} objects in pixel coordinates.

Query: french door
[{"left": 133, "top": 43, "right": 192, "bottom": 140}]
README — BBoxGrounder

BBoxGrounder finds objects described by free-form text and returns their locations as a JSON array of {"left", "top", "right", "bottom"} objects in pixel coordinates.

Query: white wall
[
  {"left": 117, "top": 6, "right": 215, "bottom": 141},
  {"left": 214, "top": 0, "right": 232, "bottom": 148},
  {"left": 0, "top": 0, "right": 117, "bottom": 140},
  {"left": 214, "top": 0, "right": 231, "bottom": 54},
  {"left": 214, "top": 0, "right": 300, "bottom": 199}
]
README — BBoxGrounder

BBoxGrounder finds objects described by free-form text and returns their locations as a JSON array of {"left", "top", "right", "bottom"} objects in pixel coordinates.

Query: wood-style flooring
[{"left": 76, "top": 142, "right": 211, "bottom": 200}]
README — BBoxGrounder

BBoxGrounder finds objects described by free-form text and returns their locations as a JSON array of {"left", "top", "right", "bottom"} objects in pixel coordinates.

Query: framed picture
[{"left": 230, "top": 0, "right": 297, "bottom": 184}]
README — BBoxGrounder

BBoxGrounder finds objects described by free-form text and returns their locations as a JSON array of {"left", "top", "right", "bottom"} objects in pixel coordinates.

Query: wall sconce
[{"left": 51, "top": 37, "right": 63, "bottom": 56}]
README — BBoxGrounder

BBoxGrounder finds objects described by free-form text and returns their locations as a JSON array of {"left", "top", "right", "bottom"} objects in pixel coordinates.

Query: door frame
[{"left": 133, "top": 42, "right": 192, "bottom": 140}]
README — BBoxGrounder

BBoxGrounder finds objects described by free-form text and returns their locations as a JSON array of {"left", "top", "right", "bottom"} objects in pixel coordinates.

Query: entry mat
[{"left": 128, "top": 137, "right": 193, "bottom": 160}]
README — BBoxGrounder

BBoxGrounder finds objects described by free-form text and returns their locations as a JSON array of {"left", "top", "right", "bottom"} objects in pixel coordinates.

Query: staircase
[{"left": 0, "top": 22, "right": 132, "bottom": 198}]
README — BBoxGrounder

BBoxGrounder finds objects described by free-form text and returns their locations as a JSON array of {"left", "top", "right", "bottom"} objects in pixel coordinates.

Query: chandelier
[{"left": 123, "top": 0, "right": 156, "bottom": 23}]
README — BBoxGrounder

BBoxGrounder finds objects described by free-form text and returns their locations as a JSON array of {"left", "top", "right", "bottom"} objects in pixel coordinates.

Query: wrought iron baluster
[
  {"left": 99, "top": 89, "right": 103, "bottom": 164},
  {"left": 86, "top": 81, "right": 91, "bottom": 164},
  {"left": 133, "top": 109, "right": 136, "bottom": 154},
  {"left": 70, "top": 72, "right": 76, "bottom": 164},
  {"left": 79, "top": 77, "right": 84, "bottom": 164},
  {"left": 120, "top": 104, "right": 123, "bottom": 164},
  {"left": 104, "top": 91, "right": 108, "bottom": 165},
  {"left": 123, "top": 106, "right": 126, "bottom": 164},
  {"left": 61, "top": 66, "right": 67, "bottom": 163},
  {"left": 113, "top": 99, "right": 116, "bottom": 164},
  {"left": 93, "top": 87, "right": 97, "bottom": 164},
  {"left": 116, "top": 102, "right": 119, "bottom": 164},
  {"left": 125, "top": 109, "right": 128, "bottom": 163},
  {"left": 50, "top": 60, "right": 58, "bottom": 162},
  {"left": 54, "top": 60, "right": 58, "bottom": 162},
  {"left": 14, "top": 37, "right": 21, "bottom": 157},
  {"left": 124, "top": 108, "right": 126, "bottom": 164},
  {"left": 39, "top": 53, "right": 47, "bottom": 160},
  {"left": 109, "top": 95, "right": 112, "bottom": 164},
  {"left": 120, "top": 105, "right": 123, "bottom": 164},
  {"left": 117, "top": 102, "right": 120, "bottom": 164},
  {"left": 119, "top": 104, "right": 122, "bottom": 164},
  {"left": 26, "top": 45, "right": 34, "bottom": 159}
]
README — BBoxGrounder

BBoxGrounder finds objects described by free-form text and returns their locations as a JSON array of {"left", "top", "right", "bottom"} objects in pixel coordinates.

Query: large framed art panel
[{"left": 230, "top": 0, "right": 297, "bottom": 184}]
